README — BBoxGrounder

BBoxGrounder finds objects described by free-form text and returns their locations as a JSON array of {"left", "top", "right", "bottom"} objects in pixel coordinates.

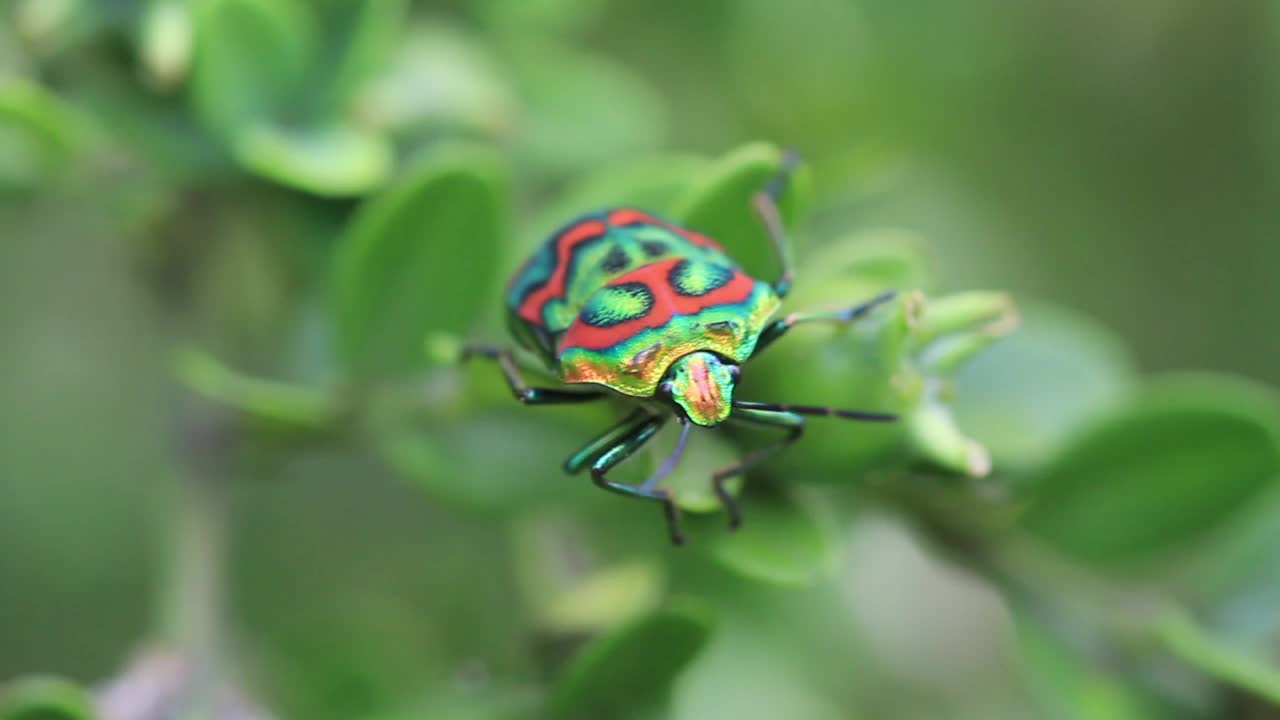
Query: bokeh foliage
[{"left": 2, "top": 2, "right": 1279, "bottom": 720}]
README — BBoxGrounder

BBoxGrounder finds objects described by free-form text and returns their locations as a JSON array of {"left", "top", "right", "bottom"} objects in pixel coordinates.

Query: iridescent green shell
[{"left": 505, "top": 208, "right": 781, "bottom": 397}]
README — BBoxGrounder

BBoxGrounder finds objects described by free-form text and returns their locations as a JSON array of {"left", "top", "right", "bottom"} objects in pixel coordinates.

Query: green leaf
[
  {"left": 1021, "top": 373, "right": 1280, "bottom": 567},
  {"left": 0, "top": 80, "right": 84, "bottom": 187},
  {"left": 951, "top": 301, "right": 1139, "bottom": 470},
  {"left": 651, "top": 421, "right": 742, "bottom": 513},
  {"left": 234, "top": 121, "right": 392, "bottom": 197},
  {"left": 379, "top": 410, "right": 587, "bottom": 511},
  {"left": 1013, "top": 615, "right": 1160, "bottom": 720},
  {"left": 0, "top": 676, "right": 94, "bottom": 720},
  {"left": 191, "top": 0, "right": 314, "bottom": 135},
  {"left": 174, "top": 347, "right": 341, "bottom": 432},
  {"left": 332, "top": 144, "right": 506, "bottom": 379},
  {"left": 359, "top": 23, "right": 515, "bottom": 137},
  {"left": 788, "top": 227, "right": 934, "bottom": 306},
  {"left": 323, "top": 0, "right": 408, "bottom": 113},
  {"left": 704, "top": 491, "right": 838, "bottom": 586},
  {"left": 1156, "top": 610, "right": 1280, "bottom": 705},
  {"left": 518, "top": 153, "right": 709, "bottom": 264},
  {"left": 672, "top": 142, "right": 812, "bottom": 283},
  {"left": 510, "top": 43, "right": 667, "bottom": 175},
  {"left": 547, "top": 601, "right": 715, "bottom": 720}
]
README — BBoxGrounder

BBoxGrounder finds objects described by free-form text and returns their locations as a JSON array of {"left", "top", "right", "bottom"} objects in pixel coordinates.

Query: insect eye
[
  {"left": 659, "top": 381, "right": 675, "bottom": 396},
  {"left": 727, "top": 365, "right": 741, "bottom": 380}
]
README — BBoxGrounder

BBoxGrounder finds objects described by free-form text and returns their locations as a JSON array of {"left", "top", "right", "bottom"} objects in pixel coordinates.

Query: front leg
[
  {"left": 462, "top": 344, "right": 604, "bottom": 405},
  {"left": 587, "top": 415, "right": 690, "bottom": 545},
  {"left": 751, "top": 290, "right": 898, "bottom": 358}
]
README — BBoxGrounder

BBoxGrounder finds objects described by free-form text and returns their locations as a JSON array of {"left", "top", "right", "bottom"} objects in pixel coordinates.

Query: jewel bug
[{"left": 465, "top": 152, "right": 897, "bottom": 544}]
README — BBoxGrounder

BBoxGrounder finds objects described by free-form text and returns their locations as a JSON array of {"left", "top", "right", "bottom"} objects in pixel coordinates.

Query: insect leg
[
  {"left": 713, "top": 408, "right": 805, "bottom": 529},
  {"left": 751, "top": 290, "right": 898, "bottom": 357},
  {"left": 589, "top": 415, "right": 687, "bottom": 545},
  {"left": 751, "top": 149, "right": 802, "bottom": 298},
  {"left": 563, "top": 408, "right": 653, "bottom": 475},
  {"left": 461, "top": 344, "right": 605, "bottom": 405}
]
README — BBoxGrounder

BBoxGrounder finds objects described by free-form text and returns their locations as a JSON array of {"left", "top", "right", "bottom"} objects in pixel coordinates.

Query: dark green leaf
[
  {"left": 0, "top": 676, "right": 93, "bottom": 720},
  {"left": 703, "top": 490, "right": 838, "bottom": 586},
  {"left": 548, "top": 601, "right": 715, "bottom": 720},
  {"left": 672, "top": 142, "right": 811, "bottom": 283},
  {"left": 191, "top": 0, "right": 314, "bottom": 134},
  {"left": 332, "top": 144, "right": 506, "bottom": 379},
  {"left": 1021, "top": 373, "right": 1280, "bottom": 567}
]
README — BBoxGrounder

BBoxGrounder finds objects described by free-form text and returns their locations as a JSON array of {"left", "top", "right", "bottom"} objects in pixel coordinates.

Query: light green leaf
[
  {"left": 332, "top": 144, "right": 506, "bottom": 379},
  {"left": 673, "top": 142, "right": 811, "bottom": 284},
  {"left": 510, "top": 43, "right": 667, "bottom": 175},
  {"left": 0, "top": 676, "right": 93, "bottom": 720},
  {"left": 548, "top": 601, "right": 715, "bottom": 720},
  {"left": 1014, "top": 615, "right": 1160, "bottom": 720},
  {"left": 173, "top": 347, "right": 341, "bottom": 432},
  {"left": 951, "top": 301, "right": 1139, "bottom": 469},
  {"left": 324, "top": 0, "right": 408, "bottom": 112},
  {"left": 191, "top": 0, "right": 314, "bottom": 134},
  {"left": 234, "top": 121, "right": 392, "bottom": 197},
  {"left": 1021, "top": 373, "right": 1280, "bottom": 567},
  {"left": 705, "top": 491, "right": 838, "bottom": 586},
  {"left": 379, "top": 411, "right": 585, "bottom": 511},
  {"left": 0, "top": 80, "right": 84, "bottom": 187},
  {"left": 518, "top": 153, "right": 709, "bottom": 263},
  {"left": 1157, "top": 610, "right": 1280, "bottom": 706}
]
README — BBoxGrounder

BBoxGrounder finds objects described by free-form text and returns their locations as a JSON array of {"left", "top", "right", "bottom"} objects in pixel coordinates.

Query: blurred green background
[{"left": 2, "top": 1, "right": 1279, "bottom": 719}]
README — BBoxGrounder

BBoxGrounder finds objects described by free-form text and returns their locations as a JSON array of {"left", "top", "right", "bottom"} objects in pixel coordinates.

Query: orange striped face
[{"left": 665, "top": 351, "right": 736, "bottom": 427}]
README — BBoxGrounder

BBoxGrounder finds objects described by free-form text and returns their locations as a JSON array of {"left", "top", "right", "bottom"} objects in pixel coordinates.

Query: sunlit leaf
[{"left": 234, "top": 121, "right": 392, "bottom": 197}]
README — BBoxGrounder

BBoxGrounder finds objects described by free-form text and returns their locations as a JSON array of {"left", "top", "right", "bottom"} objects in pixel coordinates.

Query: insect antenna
[{"left": 732, "top": 400, "right": 897, "bottom": 422}]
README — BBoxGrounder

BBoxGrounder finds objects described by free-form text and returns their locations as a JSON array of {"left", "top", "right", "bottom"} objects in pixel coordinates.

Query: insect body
[{"left": 466, "top": 153, "right": 897, "bottom": 544}]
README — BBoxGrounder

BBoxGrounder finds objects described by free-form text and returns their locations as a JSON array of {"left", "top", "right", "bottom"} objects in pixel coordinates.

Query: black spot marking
[
  {"left": 667, "top": 259, "right": 735, "bottom": 297},
  {"left": 641, "top": 240, "right": 668, "bottom": 258},
  {"left": 600, "top": 244, "right": 631, "bottom": 273},
  {"left": 581, "top": 282, "right": 655, "bottom": 327}
]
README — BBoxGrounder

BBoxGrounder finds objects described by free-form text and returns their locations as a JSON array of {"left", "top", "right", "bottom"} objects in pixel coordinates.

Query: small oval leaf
[
  {"left": 332, "top": 144, "right": 506, "bottom": 379},
  {"left": 548, "top": 601, "right": 715, "bottom": 720},
  {"left": 672, "top": 142, "right": 811, "bottom": 283},
  {"left": 1021, "top": 373, "right": 1280, "bottom": 567}
]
